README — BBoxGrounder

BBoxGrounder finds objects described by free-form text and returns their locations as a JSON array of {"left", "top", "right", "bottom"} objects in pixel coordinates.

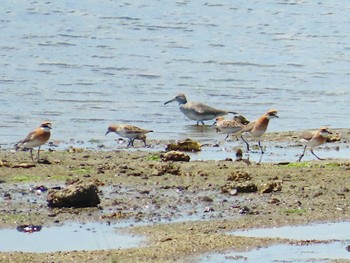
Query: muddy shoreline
[{"left": 0, "top": 129, "right": 350, "bottom": 262}]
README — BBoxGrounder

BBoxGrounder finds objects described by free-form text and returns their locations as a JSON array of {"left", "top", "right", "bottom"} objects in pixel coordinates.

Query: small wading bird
[
  {"left": 298, "top": 127, "right": 332, "bottom": 162},
  {"left": 214, "top": 116, "right": 244, "bottom": 140},
  {"left": 240, "top": 109, "right": 279, "bottom": 154},
  {"left": 105, "top": 124, "right": 153, "bottom": 147},
  {"left": 15, "top": 121, "right": 52, "bottom": 162},
  {"left": 164, "top": 93, "right": 237, "bottom": 125}
]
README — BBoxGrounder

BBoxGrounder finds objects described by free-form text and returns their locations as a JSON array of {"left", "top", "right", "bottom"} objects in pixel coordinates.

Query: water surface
[
  {"left": 1, "top": 1, "right": 350, "bottom": 148},
  {"left": 0, "top": 222, "right": 144, "bottom": 252}
]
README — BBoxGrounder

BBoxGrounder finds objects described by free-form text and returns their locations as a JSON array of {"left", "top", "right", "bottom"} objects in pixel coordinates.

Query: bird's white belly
[
  {"left": 117, "top": 131, "right": 137, "bottom": 139},
  {"left": 180, "top": 107, "right": 214, "bottom": 121}
]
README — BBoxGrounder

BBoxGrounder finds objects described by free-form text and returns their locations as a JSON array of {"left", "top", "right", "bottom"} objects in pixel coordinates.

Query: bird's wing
[
  {"left": 17, "top": 129, "right": 38, "bottom": 145},
  {"left": 188, "top": 102, "right": 226, "bottom": 115},
  {"left": 124, "top": 125, "right": 152, "bottom": 134},
  {"left": 300, "top": 130, "right": 314, "bottom": 141},
  {"left": 240, "top": 121, "right": 255, "bottom": 133}
]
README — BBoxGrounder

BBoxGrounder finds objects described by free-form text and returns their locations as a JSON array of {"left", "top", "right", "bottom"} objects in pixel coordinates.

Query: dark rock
[
  {"left": 239, "top": 206, "right": 251, "bottom": 215},
  {"left": 161, "top": 151, "right": 190, "bottom": 162},
  {"left": 47, "top": 182, "right": 100, "bottom": 208},
  {"left": 236, "top": 183, "right": 258, "bottom": 193}
]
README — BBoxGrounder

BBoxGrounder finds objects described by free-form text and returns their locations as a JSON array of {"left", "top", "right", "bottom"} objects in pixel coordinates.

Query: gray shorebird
[
  {"left": 164, "top": 93, "right": 237, "bottom": 125},
  {"left": 298, "top": 127, "right": 332, "bottom": 162},
  {"left": 214, "top": 116, "right": 244, "bottom": 140},
  {"left": 240, "top": 109, "right": 278, "bottom": 154},
  {"left": 105, "top": 124, "right": 153, "bottom": 147},
  {"left": 15, "top": 121, "right": 52, "bottom": 162}
]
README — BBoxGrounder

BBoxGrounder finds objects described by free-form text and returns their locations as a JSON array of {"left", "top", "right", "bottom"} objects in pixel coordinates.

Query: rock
[
  {"left": 235, "top": 148, "right": 243, "bottom": 161},
  {"left": 259, "top": 181, "right": 282, "bottom": 193},
  {"left": 326, "top": 133, "right": 341, "bottom": 142},
  {"left": 236, "top": 183, "right": 258, "bottom": 193},
  {"left": 47, "top": 182, "right": 100, "bottom": 208},
  {"left": 239, "top": 206, "right": 251, "bottom": 215},
  {"left": 165, "top": 139, "right": 201, "bottom": 152},
  {"left": 221, "top": 183, "right": 258, "bottom": 194},
  {"left": 161, "top": 151, "right": 190, "bottom": 162}
]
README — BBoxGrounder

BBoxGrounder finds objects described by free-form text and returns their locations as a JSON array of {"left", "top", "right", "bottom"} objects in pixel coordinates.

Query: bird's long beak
[
  {"left": 105, "top": 130, "right": 110, "bottom": 136},
  {"left": 164, "top": 98, "right": 176, "bottom": 105}
]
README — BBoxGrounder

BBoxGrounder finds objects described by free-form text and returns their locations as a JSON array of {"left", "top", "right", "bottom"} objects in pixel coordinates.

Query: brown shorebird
[
  {"left": 105, "top": 124, "right": 153, "bottom": 147},
  {"left": 15, "top": 121, "right": 52, "bottom": 162},
  {"left": 240, "top": 109, "right": 279, "bottom": 154},
  {"left": 164, "top": 93, "right": 237, "bottom": 125},
  {"left": 214, "top": 116, "right": 244, "bottom": 140},
  {"left": 298, "top": 127, "right": 332, "bottom": 162}
]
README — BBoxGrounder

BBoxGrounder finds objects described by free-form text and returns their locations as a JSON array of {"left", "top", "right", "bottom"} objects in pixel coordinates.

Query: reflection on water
[
  {"left": 201, "top": 242, "right": 350, "bottom": 263},
  {"left": 0, "top": 222, "right": 144, "bottom": 252},
  {"left": 1, "top": 1, "right": 350, "bottom": 149},
  {"left": 201, "top": 222, "right": 350, "bottom": 262}
]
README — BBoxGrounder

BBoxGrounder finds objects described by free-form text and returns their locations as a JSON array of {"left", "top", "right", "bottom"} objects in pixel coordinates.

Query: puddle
[
  {"left": 231, "top": 221, "right": 350, "bottom": 240},
  {"left": 200, "top": 222, "right": 350, "bottom": 262},
  {"left": 0, "top": 222, "right": 144, "bottom": 252},
  {"left": 201, "top": 242, "right": 350, "bottom": 263}
]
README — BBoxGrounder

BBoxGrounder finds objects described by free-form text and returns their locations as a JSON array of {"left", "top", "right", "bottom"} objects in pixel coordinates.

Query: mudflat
[{"left": 0, "top": 129, "right": 349, "bottom": 262}]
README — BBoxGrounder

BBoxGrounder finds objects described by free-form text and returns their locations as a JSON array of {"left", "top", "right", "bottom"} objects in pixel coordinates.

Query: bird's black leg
[
  {"left": 298, "top": 145, "right": 307, "bottom": 162},
  {"left": 311, "top": 149, "right": 323, "bottom": 160},
  {"left": 37, "top": 146, "right": 41, "bottom": 162},
  {"left": 258, "top": 140, "right": 264, "bottom": 154},
  {"left": 127, "top": 139, "right": 134, "bottom": 147},
  {"left": 30, "top": 148, "right": 34, "bottom": 162},
  {"left": 241, "top": 134, "right": 250, "bottom": 152}
]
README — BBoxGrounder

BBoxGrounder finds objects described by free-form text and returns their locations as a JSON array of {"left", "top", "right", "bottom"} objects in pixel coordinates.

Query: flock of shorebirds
[{"left": 15, "top": 93, "right": 333, "bottom": 163}]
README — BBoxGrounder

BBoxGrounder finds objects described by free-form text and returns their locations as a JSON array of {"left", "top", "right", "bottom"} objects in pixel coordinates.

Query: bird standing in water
[
  {"left": 240, "top": 109, "right": 279, "bottom": 154},
  {"left": 164, "top": 93, "right": 237, "bottom": 125},
  {"left": 105, "top": 124, "right": 153, "bottom": 147}
]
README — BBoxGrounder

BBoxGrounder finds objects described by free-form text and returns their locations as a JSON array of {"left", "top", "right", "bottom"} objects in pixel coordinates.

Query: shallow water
[
  {"left": 201, "top": 222, "right": 350, "bottom": 262},
  {"left": 201, "top": 242, "right": 350, "bottom": 263},
  {"left": 0, "top": 222, "right": 144, "bottom": 252},
  {"left": 232, "top": 221, "right": 350, "bottom": 240},
  {"left": 1, "top": 1, "right": 350, "bottom": 149}
]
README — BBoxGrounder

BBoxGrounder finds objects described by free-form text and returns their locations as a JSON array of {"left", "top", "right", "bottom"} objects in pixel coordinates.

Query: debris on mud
[
  {"left": 165, "top": 138, "right": 201, "bottom": 152},
  {"left": 161, "top": 151, "right": 190, "bottom": 162},
  {"left": 259, "top": 181, "right": 283, "bottom": 193}
]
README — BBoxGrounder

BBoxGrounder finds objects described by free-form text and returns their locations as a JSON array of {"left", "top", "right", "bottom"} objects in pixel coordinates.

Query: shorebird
[
  {"left": 105, "top": 124, "right": 153, "bottom": 147},
  {"left": 214, "top": 116, "right": 244, "bottom": 140},
  {"left": 298, "top": 127, "right": 332, "bottom": 162},
  {"left": 15, "top": 121, "right": 52, "bottom": 162},
  {"left": 164, "top": 93, "right": 237, "bottom": 125},
  {"left": 240, "top": 109, "right": 278, "bottom": 154}
]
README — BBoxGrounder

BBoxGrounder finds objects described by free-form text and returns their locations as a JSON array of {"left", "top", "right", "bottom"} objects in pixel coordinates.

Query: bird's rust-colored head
[
  {"left": 265, "top": 109, "right": 278, "bottom": 119},
  {"left": 319, "top": 127, "right": 332, "bottom": 137}
]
